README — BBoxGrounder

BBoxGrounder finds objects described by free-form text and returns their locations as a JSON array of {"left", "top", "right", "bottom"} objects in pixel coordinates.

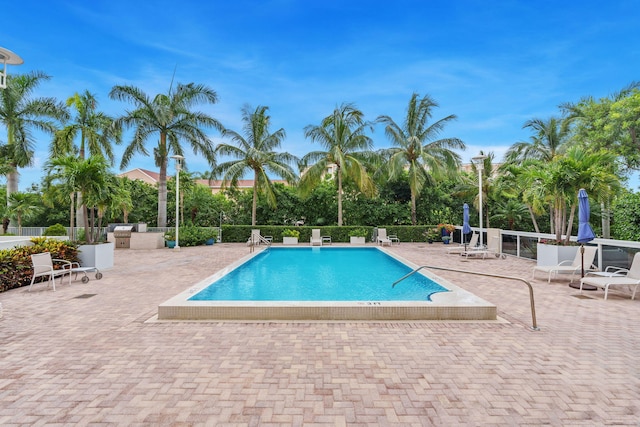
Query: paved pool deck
[{"left": 1, "top": 242, "right": 638, "bottom": 426}]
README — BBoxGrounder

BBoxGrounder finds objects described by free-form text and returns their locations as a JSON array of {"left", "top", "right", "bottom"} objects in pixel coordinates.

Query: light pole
[
  {"left": 0, "top": 47, "right": 23, "bottom": 89},
  {"left": 472, "top": 154, "right": 487, "bottom": 248},
  {"left": 170, "top": 155, "right": 184, "bottom": 249}
]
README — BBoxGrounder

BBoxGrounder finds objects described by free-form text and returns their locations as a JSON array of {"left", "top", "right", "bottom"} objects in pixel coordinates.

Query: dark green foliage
[
  {"left": 119, "top": 179, "right": 157, "bottom": 225},
  {"left": 43, "top": 223, "right": 68, "bottom": 236},
  {"left": 611, "top": 192, "right": 640, "bottom": 241},
  {"left": 0, "top": 238, "right": 79, "bottom": 292},
  {"left": 164, "top": 226, "right": 218, "bottom": 246}
]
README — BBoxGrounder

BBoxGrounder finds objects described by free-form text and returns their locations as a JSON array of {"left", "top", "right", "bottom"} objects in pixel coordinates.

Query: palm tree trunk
[
  {"left": 75, "top": 192, "right": 84, "bottom": 230},
  {"left": 83, "top": 203, "right": 92, "bottom": 244},
  {"left": 6, "top": 167, "right": 18, "bottom": 228},
  {"left": 527, "top": 205, "right": 540, "bottom": 233},
  {"left": 337, "top": 168, "right": 343, "bottom": 226},
  {"left": 252, "top": 171, "right": 258, "bottom": 226},
  {"left": 410, "top": 192, "right": 417, "bottom": 226},
  {"left": 69, "top": 193, "right": 75, "bottom": 241},
  {"left": 565, "top": 204, "right": 576, "bottom": 243}
]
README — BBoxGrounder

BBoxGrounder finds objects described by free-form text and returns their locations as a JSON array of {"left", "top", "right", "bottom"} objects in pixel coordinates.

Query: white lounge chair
[
  {"left": 579, "top": 252, "right": 640, "bottom": 300},
  {"left": 532, "top": 246, "right": 598, "bottom": 283},
  {"left": 310, "top": 229, "right": 322, "bottom": 246},
  {"left": 377, "top": 228, "right": 391, "bottom": 246},
  {"left": 447, "top": 233, "right": 479, "bottom": 254},
  {"left": 29, "top": 252, "right": 75, "bottom": 292}
]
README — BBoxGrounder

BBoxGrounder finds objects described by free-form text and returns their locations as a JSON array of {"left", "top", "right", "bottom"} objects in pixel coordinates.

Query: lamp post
[
  {"left": 170, "top": 155, "right": 184, "bottom": 249},
  {"left": 0, "top": 47, "right": 23, "bottom": 89},
  {"left": 472, "top": 154, "right": 487, "bottom": 248}
]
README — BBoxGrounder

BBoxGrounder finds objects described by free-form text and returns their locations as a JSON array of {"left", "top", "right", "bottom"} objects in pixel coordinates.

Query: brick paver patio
[{"left": 0, "top": 243, "right": 638, "bottom": 426}]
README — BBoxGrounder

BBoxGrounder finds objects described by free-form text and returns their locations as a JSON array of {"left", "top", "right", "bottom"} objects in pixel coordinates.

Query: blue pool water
[{"left": 189, "top": 247, "right": 448, "bottom": 301}]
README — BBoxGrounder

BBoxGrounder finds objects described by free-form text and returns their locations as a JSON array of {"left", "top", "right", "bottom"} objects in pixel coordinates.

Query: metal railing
[
  {"left": 455, "top": 226, "right": 640, "bottom": 271},
  {"left": 393, "top": 265, "right": 539, "bottom": 331}
]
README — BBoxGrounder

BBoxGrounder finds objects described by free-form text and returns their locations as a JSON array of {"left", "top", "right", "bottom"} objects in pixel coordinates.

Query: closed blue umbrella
[
  {"left": 577, "top": 189, "right": 595, "bottom": 244},
  {"left": 462, "top": 203, "right": 471, "bottom": 248},
  {"left": 577, "top": 188, "right": 596, "bottom": 284},
  {"left": 463, "top": 203, "right": 471, "bottom": 234}
]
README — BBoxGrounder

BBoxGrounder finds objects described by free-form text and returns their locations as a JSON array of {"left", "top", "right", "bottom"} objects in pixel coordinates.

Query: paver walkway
[{"left": 0, "top": 243, "right": 638, "bottom": 426}]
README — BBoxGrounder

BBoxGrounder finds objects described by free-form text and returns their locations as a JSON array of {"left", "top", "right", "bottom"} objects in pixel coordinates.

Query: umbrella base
[{"left": 569, "top": 282, "right": 597, "bottom": 291}]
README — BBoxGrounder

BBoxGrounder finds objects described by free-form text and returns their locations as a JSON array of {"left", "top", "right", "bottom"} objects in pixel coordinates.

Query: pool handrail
[{"left": 393, "top": 265, "right": 539, "bottom": 331}]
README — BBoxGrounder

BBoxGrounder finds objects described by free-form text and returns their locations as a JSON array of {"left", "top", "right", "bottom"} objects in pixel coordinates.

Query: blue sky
[{"left": 2, "top": 0, "right": 639, "bottom": 190}]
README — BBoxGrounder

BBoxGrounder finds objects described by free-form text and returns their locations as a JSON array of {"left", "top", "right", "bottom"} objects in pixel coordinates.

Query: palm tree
[
  {"left": 52, "top": 90, "right": 121, "bottom": 230},
  {"left": 6, "top": 192, "right": 41, "bottom": 235},
  {"left": 214, "top": 105, "right": 298, "bottom": 226},
  {"left": 109, "top": 82, "right": 222, "bottom": 227},
  {"left": 505, "top": 116, "right": 571, "bottom": 163},
  {"left": 301, "top": 103, "right": 376, "bottom": 226},
  {"left": 0, "top": 71, "right": 68, "bottom": 201},
  {"left": 109, "top": 177, "right": 134, "bottom": 223},
  {"left": 525, "top": 147, "right": 619, "bottom": 242},
  {"left": 377, "top": 93, "right": 465, "bottom": 225},
  {"left": 45, "top": 155, "right": 111, "bottom": 243}
]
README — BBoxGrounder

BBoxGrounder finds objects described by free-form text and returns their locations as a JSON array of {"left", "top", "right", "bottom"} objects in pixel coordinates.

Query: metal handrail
[{"left": 393, "top": 265, "right": 539, "bottom": 331}]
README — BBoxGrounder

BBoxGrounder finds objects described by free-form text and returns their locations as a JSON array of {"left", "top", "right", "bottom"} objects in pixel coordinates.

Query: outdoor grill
[{"left": 113, "top": 225, "right": 134, "bottom": 248}]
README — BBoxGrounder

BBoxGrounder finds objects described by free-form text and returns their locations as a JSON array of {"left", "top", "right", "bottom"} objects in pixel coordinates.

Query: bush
[
  {"left": 43, "top": 223, "right": 68, "bottom": 236},
  {"left": 348, "top": 228, "right": 369, "bottom": 237},
  {"left": 281, "top": 229, "right": 300, "bottom": 238},
  {"left": 0, "top": 238, "right": 79, "bottom": 293}
]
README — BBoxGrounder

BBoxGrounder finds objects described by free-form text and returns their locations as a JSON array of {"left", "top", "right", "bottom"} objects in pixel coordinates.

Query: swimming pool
[
  {"left": 158, "top": 246, "right": 496, "bottom": 321},
  {"left": 188, "top": 247, "right": 448, "bottom": 301}
]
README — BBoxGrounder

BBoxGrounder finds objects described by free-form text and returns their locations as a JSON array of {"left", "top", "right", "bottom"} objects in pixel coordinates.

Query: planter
[
  {"left": 78, "top": 242, "right": 115, "bottom": 270},
  {"left": 205, "top": 238, "right": 215, "bottom": 245},
  {"left": 350, "top": 236, "right": 366, "bottom": 244},
  {"left": 166, "top": 240, "right": 176, "bottom": 249},
  {"left": 283, "top": 237, "right": 299, "bottom": 245},
  {"left": 536, "top": 243, "right": 579, "bottom": 266}
]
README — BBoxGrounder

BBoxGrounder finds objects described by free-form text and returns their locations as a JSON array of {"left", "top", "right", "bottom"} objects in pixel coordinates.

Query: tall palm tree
[
  {"left": 505, "top": 116, "right": 571, "bottom": 163},
  {"left": 0, "top": 71, "right": 68, "bottom": 199},
  {"left": 214, "top": 105, "right": 298, "bottom": 226},
  {"left": 377, "top": 93, "right": 465, "bottom": 225},
  {"left": 109, "top": 82, "right": 222, "bottom": 227},
  {"left": 52, "top": 90, "right": 121, "bottom": 229},
  {"left": 301, "top": 103, "right": 376, "bottom": 226}
]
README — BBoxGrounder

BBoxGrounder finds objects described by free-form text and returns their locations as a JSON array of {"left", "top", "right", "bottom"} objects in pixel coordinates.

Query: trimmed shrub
[{"left": 43, "top": 223, "right": 68, "bottom": 236}]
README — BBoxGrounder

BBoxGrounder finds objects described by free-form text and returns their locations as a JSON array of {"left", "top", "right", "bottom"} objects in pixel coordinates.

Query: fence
[{"left": 454, "top": 226, "right": 640, "bottom": 271}]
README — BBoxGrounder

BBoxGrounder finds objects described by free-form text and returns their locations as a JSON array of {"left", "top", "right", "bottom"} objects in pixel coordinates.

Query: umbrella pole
[{"left": 581, "top": 244, "right": 585, "bottom": 278}]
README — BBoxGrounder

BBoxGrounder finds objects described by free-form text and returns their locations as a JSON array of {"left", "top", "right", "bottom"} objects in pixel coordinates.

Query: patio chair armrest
[
  {"left": 604, "top": 266, "right": 628, "bottom": 274},
  {"left": 556, "top": 260, "right": 573, "bottom": 266},
  {"left": 52, "top": 259, "right": 74, "bottom": 270}
]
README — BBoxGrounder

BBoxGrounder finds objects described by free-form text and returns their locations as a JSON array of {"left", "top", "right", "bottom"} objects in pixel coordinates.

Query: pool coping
[{"left": 157, "top": 246, "right": 497, "bottom": 321}]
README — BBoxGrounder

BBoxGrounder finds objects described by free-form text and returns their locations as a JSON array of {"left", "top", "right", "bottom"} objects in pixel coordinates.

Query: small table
[{"left": 322, "top": 236, "right": 332, "bottom": 245}]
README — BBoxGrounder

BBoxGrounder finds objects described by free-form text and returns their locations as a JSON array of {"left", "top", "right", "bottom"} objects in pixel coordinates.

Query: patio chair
[
  {"left": 579, "top": 252, "right": 640, "bottom": 300},
  {"left": 377, "top": 228, "right": 392, "bottom": 246},
  {"left": 532, "top": 246, "right": 598, "bottom": 283},
  {"left": 310, "top": 229, "right": 322, "bottom": 246},
  {"left": 29, "top": 252, "right": 75, "bottom": 292},
  {"left": 447, "top": 233, "right": 479, "bottom": 254}
]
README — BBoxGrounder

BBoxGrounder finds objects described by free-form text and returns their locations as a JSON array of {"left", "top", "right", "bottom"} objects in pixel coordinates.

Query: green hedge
[
  {"left": 220, "top": 225, "right": 443, "bottom": 243},
  {"left": 0, "top": 238, "right": 80, "bottom": 293}
]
